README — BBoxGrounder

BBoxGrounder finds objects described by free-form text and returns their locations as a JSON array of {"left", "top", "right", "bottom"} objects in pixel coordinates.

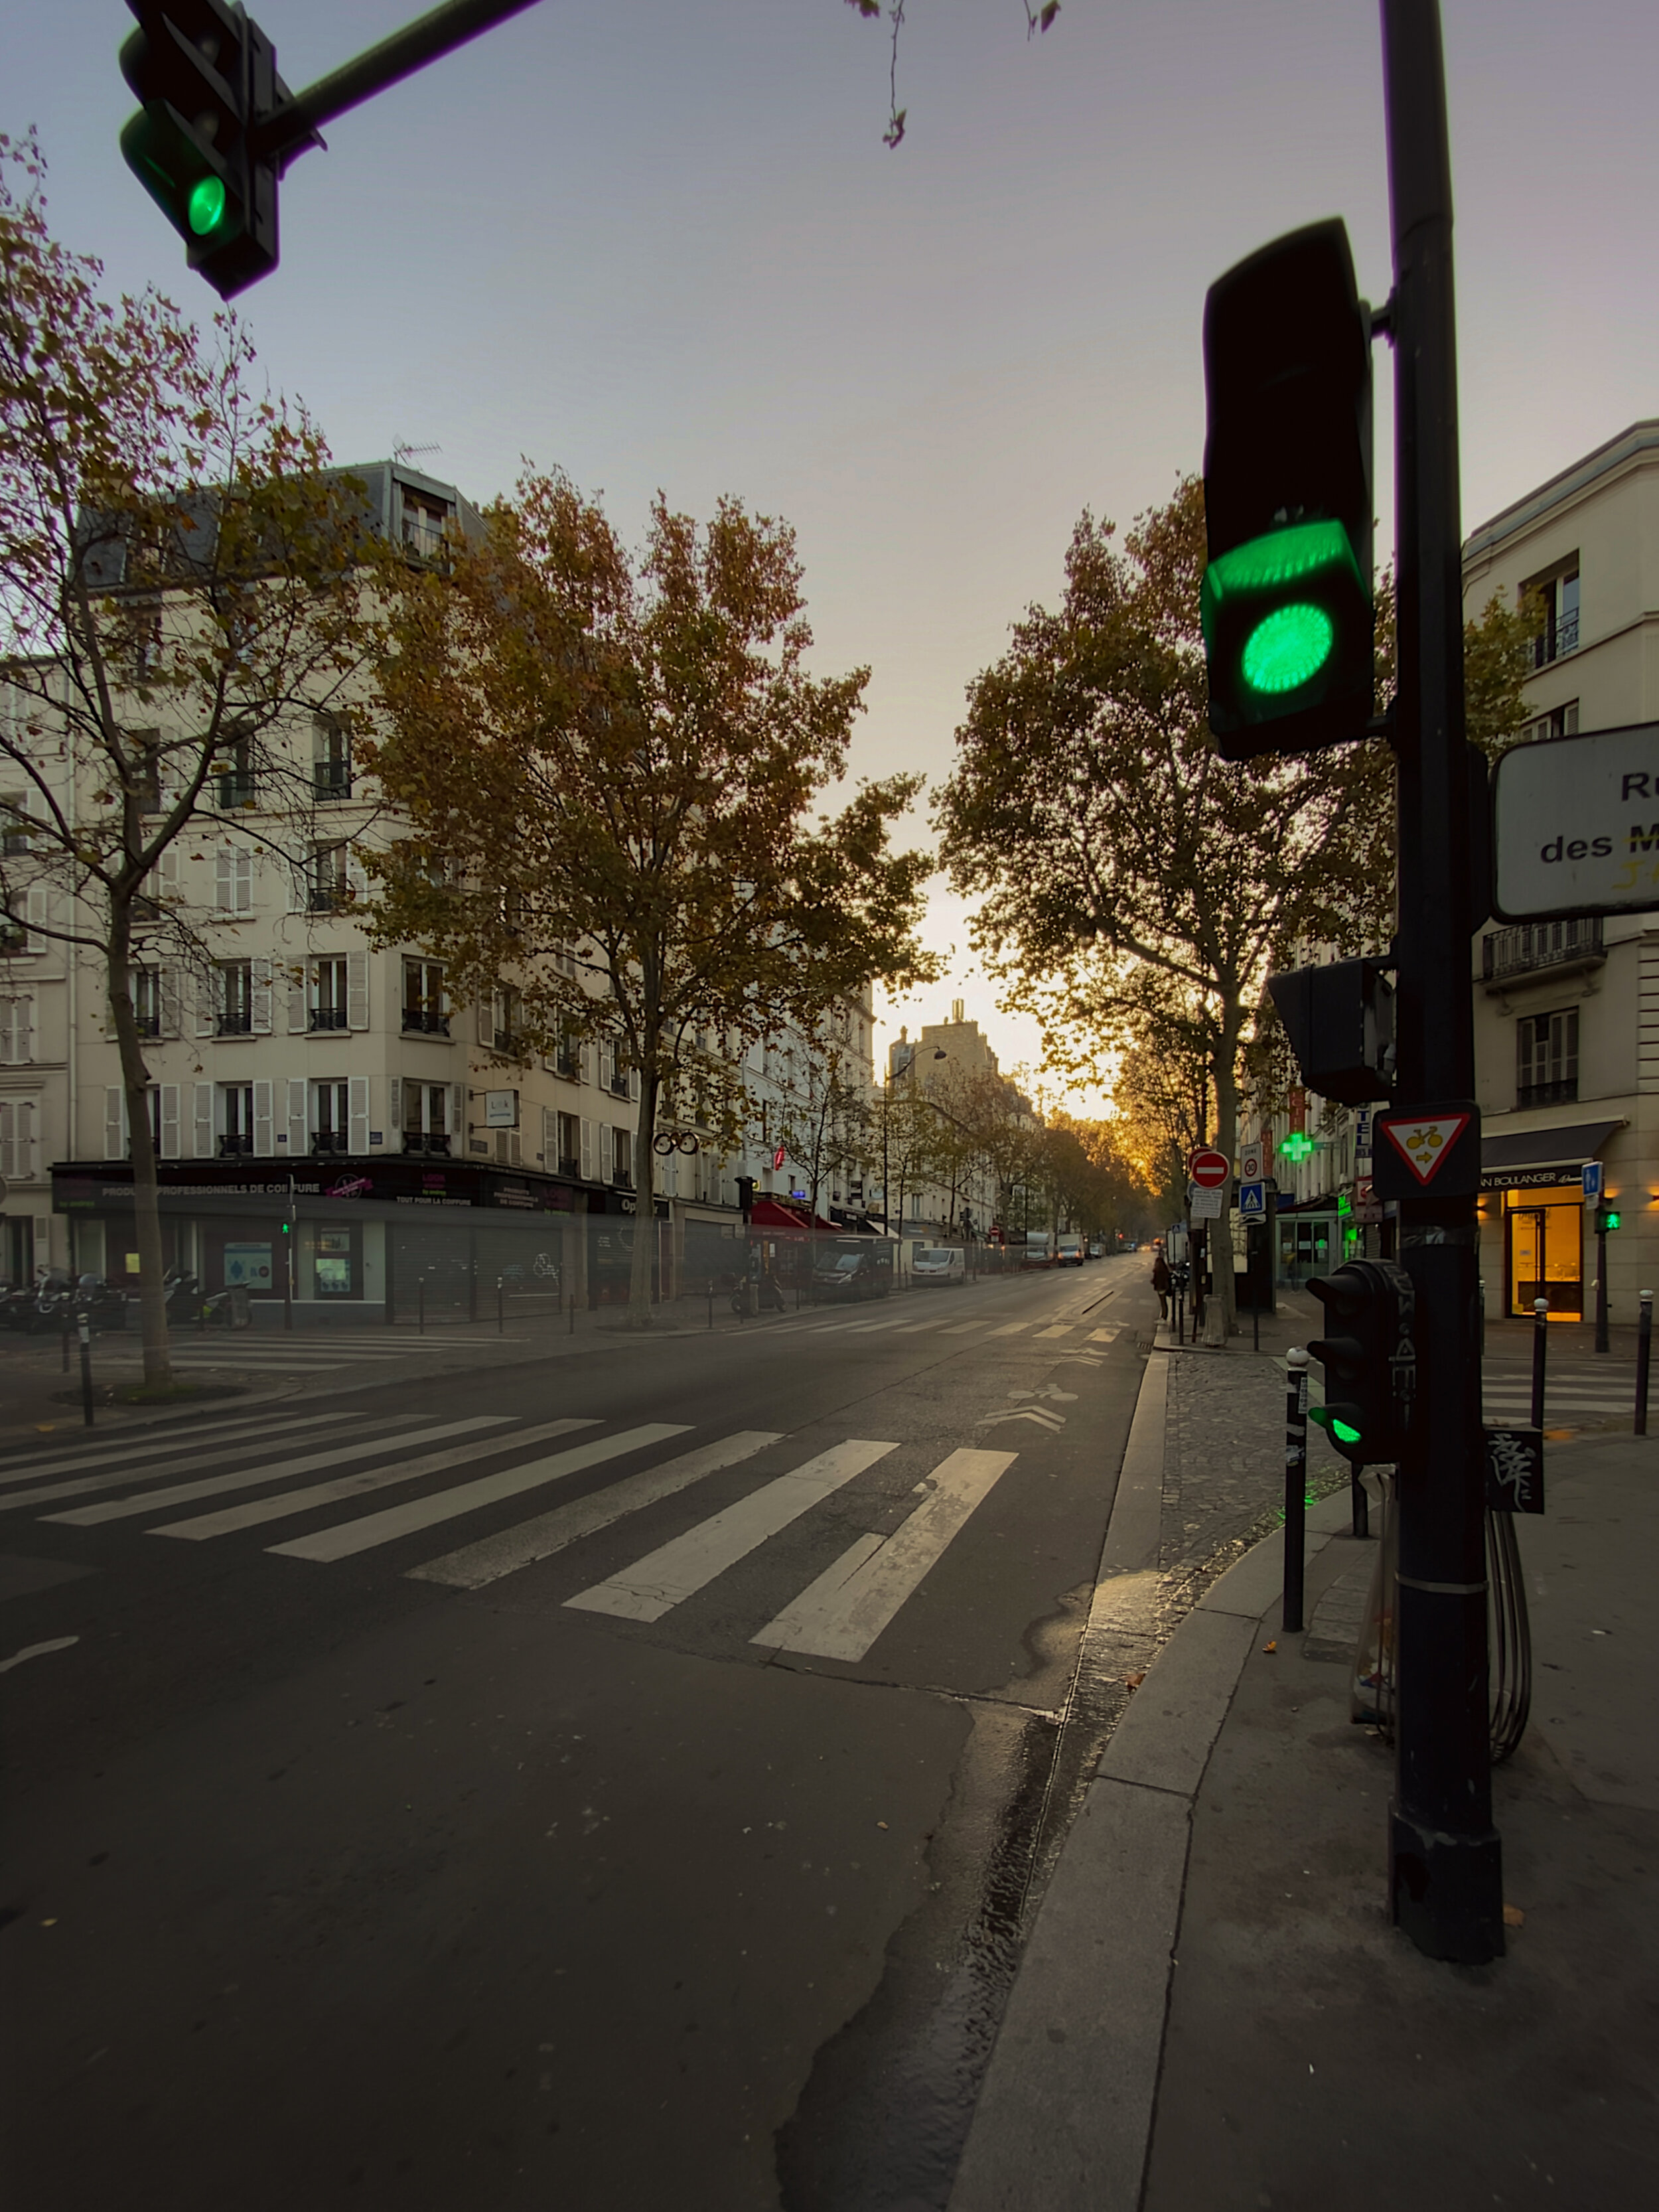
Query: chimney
[{"left": 951, "top": 998, "right": 964, "bottom": 1025}]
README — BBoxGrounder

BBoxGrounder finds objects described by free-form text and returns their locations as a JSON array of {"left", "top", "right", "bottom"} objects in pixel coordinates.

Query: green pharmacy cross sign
[{"left": 1279, "top": 1131, "right": 1315, "bottom": 1163}]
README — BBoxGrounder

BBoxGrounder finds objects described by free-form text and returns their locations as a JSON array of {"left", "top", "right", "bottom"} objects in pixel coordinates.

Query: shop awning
[
  {"left": 750, "top": 1196, "right": 838, "bottom": 1233},
  {"left": 1480, "top": 1118, "right": 1624, "bottom": 1189}
]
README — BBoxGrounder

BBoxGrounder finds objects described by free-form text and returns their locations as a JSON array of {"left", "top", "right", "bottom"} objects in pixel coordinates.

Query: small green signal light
[
  {"left": 1605, "top": 1209, "right": 1621, "bottom": 1232},
  {"left": 1310, "top": 1406, "right": 1362, "bottom": 1447},
  {"left": 188, "top": 175, "right": 228, "bottom": 237},
  {"left": 1241, "top": 603, "right": 1335, "bottom": 696}
]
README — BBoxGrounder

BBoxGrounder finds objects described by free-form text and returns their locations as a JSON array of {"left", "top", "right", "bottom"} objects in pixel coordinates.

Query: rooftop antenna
[{"left": 392, "top": 441, "right": 443, "bottom": 465}]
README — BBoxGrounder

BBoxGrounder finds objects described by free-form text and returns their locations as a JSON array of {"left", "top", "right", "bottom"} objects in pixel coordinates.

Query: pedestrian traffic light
[
  {"left": 1596, "top": 1200, "right": 1621, "bottom": 1234},
  {"left": 118, "top": 0, "right": 285, "bottom": 299},
  {"left": 1307, "top": 1258, "right": 1415, "bottom": 1465},
  {"left": 1201, "top": 219, "right": 1376, "bottom": 759}
]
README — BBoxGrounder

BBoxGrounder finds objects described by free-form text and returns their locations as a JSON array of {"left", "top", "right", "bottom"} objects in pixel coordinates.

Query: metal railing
[
  {"left": 1482, "top": 915, "right": 1602, "bottom": 982},
  {"left": 1516, "top": 1077, "right": 1579, "bottom": 1111},
  {"left": 216, "top": 773, "right": 258, "bottom": 810},
  {"left": 309, "top": 1007, "right": 350, "bottom": 1032},
  {"left": 401, "top": 1007, "right": 451, "bottom": 1036},
  {"left": 313, "top": 765, "right": 353, "bottom": 800},
  {"left": 1531, "top": 608, "right": 1580, "bottom": 668},
  {"left": 216, "top": 1012, "right": 253, "bottom": 1037},
  {"left": 401, "top": 1132, "right": 451, "bottom": 1155}
]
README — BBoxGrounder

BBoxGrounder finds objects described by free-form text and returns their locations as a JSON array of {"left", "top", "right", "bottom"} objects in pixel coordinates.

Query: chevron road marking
[
  {"left": 407, "top": 1430, "right": 785, "bottom": 1591},
  {"left": 564, "top": 1438, "right": 899, "bottom": 1624},
  {"left": 751, "top": 1447, "right": 1019, "bottom": 1662},
  {"left": 268, "top": 1423, "right": 692, "bottom": 1562}
]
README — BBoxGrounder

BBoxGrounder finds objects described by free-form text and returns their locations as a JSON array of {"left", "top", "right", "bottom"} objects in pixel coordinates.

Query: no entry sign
[{"left": 1189, "top": 1148, "right": 1231, "bottom": 1189}]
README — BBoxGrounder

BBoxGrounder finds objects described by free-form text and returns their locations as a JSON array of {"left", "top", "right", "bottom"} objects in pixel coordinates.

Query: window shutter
[
  {"left": 477, "top": 997, "right": 490, "bottom": 1046},
  {"left": 234, "top": 850, "right": 252, "bottom": 913},
  {"left": 286, "top": 1079, "right": 308, "bottom": 1157},
  {"left": 580, "top": 1117, "right": 593, "bottom": 1182},
  {"left": 192, "top": 1082, "right": 214, "bottom": 1159},
  {"left": 287, "top": 966, "right": 308, "bottom": 1034},
  {"left": 349, "top": 1076, "right": 369, "bottom": 1154},
  {"left": 0, "top": 1102, "right": 11, "bottom": 1178},
  {"left": 196, "top": 970, "right": 217, "bottom": 1038},
  {"left": 346, "top": 852, "right": 370, "bottom": 903},
  {"left": 599, "top": 1041, "right": 614, "bottom": 1092},
  {"left": 19, "top": 1099, "right": 33, "bottom": 1179},
  {"left": 216, "top": 848, "right": 233, "bottom": 911},
  {"left": 581, "top": 1040, "right": 596, "bottom": 1087},
  {"left": 105, "top": 1086, "right": 125, "bottom": 1159},
  {"left": 630, "top": 1069, "right": 640, "bottom": 1104},
  {"left": 347, "top": 949, "right": 370, "bottom": 1031},
  {"left": 25, "top": 886, "right": 47, "bottom": 952},
  {"left": 251, "top": 958, "right": 272, "bottom": 1035},
  {"left": 451, "top": 1082, "right": 466, "bottom": 1143},
  {"left": 0, "top": 1001, "right": 13, "bottom": 1065},
  {"left": 388, "top": 1076, "right": 402, "bottom": 1134},
  {"left": 159, "top": 1084, "right": 180, "bottom": 1159},
  {"left": 287, "top": 854, "right": 305, "bottom": 914},
  {"left": 159, "top": 964, "right": 181, "bottom": 1039},
  {"left": 253, "top": 1079, "right": 274, "bottom": 1157},
  {"left": 542, "top": 1105, "right": 557, "bottom": 1163}
]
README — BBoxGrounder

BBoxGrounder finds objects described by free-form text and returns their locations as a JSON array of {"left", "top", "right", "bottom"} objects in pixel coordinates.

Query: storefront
[
  {"left": 1479, "top": 1119, "right": 1624, "bottom": 1320},
  {"left": 52, "top": 1157, "right": 588, "bottom": 1325}
]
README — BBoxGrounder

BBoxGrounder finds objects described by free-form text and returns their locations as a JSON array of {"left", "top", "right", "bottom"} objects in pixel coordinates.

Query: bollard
[
  {"left": 1637, "top": 1291, "right": 1653, "bottom": 1437},
  {"left": 707, "top": 1277, "right": 714, "bottom": 1331},
  {"left": 1283, "top": 1347, "right": 1309, "bottom": 1633},
  {"left": 1531, "top": 1295, "right": 1549, "bottom": 1430},
  {"left": 497, "top": 1277, "right": 504, "bottom": 1335},
  {"left": 61, "top": 1302, "right": 71, "bottom": 1373},
  {"left": 78, "top": 1309, "right": 95, "bottom": 1428},
  {"left": 418, "top": 1280, "right": 425, "bottom": 1335},
  {"left": 568, "top": 1291, "right": 575, "bottom": 1336}
]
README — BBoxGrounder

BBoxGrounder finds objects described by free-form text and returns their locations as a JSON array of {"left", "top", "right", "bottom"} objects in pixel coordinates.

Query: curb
[{"left": 949, "top": 1345, "right": 1352, "bottom": 2212}]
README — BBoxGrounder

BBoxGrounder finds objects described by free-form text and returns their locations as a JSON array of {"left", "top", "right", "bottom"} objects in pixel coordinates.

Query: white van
[{"left": 912, "top": 1246, "right": 966, "bottom": 1288}]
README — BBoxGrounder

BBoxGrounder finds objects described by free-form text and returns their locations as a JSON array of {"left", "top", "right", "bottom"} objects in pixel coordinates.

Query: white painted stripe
[
  {"left": 1035, "top": 1325, "right": 1073, "bottom": 1339},
  {"left": 565, "top": 1438, "right": 899, "bottom": 1623},
  {"left": 0, "top": 1416, "right": 402, "bottom": 1512},
  {"left": 752, "top": 1446, "right": 1019, "bottom": 1661},
  {"left": 0, "top": 1409, "right": 365, "bottom": 1491},
  {"left": 839, "top": 1318, "right": 901, "bottom": 1333},
  {"left": 408, "top": 1431, "right": 784, "bottom": 1591},
  {"left": 987, "top": 1322, "right": 1032, "bottom": 1336},
  {"left": 151, "top": 1420, "right": 597, "bottom": 1540},
  {"left": 269, "top": 1423, "right": 692, "bottom": 1562},
  {"left": 891, "top": 1319, "right": 948, "bottom": 1334},
  {"left": 939, "top": 1320, "right": 992, "bottom": 1335},
  {"left": 1090, "top": 1328, "right": 1121, "bottom": 1345},
  {"left": 44, "top": 1418, "right": 513, "bottom": 1526}
]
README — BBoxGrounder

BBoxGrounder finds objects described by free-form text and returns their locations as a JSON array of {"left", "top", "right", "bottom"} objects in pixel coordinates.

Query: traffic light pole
[{"left": 1380, "top": 0, "right": 1504, "bottom": 1962}]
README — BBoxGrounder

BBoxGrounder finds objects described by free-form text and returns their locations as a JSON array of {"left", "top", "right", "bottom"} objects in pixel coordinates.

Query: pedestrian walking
[{"left": 1151, "top": 1248, "right": 1172, "bottom": 1320}]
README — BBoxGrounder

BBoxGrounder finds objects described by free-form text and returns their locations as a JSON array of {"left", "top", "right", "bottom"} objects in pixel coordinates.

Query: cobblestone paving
[{"left": 1161, "top": 1351, "right": 1348, "bottom": 1587}]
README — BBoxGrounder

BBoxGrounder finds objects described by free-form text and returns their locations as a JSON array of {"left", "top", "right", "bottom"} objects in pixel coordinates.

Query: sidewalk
[{"left": 952, "top": 1305, "right": 1659, "bottom": 2209}]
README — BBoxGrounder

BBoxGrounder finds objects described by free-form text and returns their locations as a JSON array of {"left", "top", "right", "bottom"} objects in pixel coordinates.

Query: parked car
[
  {"left": 810, "top": 1247, "right": 893, "bottom": 1303},
  {"left": 911, "top": 1246, "right": 966, "bottom": 1288}
]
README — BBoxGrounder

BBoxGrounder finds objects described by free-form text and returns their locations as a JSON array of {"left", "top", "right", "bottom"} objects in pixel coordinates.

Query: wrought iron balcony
[
  {"left": 1482, "top": 915, "right": 1603, "bottom": 986},
  {"left": 218, "top": 1135, "right": 253, "bottom": 1157},
  {"left": 216, "top": 773, "right": 258, "bottom": 810},
  {"left": 314, "top": 765, "right": 353, "bottom": 800},
  {"left": 216, "top": 1013, "right": 253, "bottom": 1037},
  {"left": 1531, "top": 609, "right": 1580, "bottom": 668},
  {"left": 309, "top": 1007, "right": 349, "bottom": 1033},
  {"left": 401, "top": 1007, "right": 451, "bottom": 1037},
  {"left": 1517, "top": 1076, "right": 1579, "bottom": 1111},
  {"left": 312, "top": 1132, "right": 348, "bottom": 1153},
  {"left": 402, "top": 1132, "right": 451, "bottom": 1157},
  {"left": 557, "top": 1153, "right": 581, "bottom": 1180}
]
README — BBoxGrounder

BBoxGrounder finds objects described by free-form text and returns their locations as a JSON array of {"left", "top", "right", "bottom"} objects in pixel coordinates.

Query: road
[{"left": 1, "top": 1255, "right": 1151, "bottom": 2212}]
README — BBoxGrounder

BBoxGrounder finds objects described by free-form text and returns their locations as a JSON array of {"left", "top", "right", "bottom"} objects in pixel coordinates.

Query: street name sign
[
  {"left": 1493, "top": 719, "right": 1659, "bottom": 921},
  {"left": 1581, "top": 1161, "right": 1603, "bottom": 1200},
  {"left": 1189, "top": 1147, "right": 1231, "bottom": 1189},
  {"left": 1238, "top": 1180, "right": 1267, "bottom": 1218}
]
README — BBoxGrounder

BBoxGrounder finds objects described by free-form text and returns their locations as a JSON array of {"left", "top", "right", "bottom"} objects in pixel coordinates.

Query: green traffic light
[
  {"left": 1242, "top": 603, "right": 1335, "bottom": 696},
  {"left": 189, "top": 175, "right": 228, "bottom": 236},
  {"left": 1310, "top": 1406, "right": 1362, "bottom": 1446},
  {"left": 1605, "top": 1209, "right": 1621, "bottom": 1231}
]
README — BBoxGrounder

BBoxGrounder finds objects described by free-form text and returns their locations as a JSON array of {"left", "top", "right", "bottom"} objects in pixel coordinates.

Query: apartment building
[{"left": 0, "top": 459, "right": 870, "bottom": 1319}]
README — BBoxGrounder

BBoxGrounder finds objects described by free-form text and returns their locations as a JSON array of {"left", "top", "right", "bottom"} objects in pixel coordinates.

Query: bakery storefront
[
  {"left": 1479, "top": 1118, "right": 1624, "bottom": 1319},
  {"left": 52, "top": 1157, "right": 587, "bottom": 1325}
]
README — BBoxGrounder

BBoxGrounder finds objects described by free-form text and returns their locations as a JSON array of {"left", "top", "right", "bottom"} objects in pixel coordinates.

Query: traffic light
[
  {"left": 1267, "top": 958, "right": 1396, "bottom": 1106},
  {"left": 1201, "top": 219, "right": 1375, "bottom": 760},
  {"left": 735, "top": 1175, "right": 756, "bottom": 1222},
  {"left": 118, "top": 0, "right": 284, "bottom": 299},
  {"left": 1307, "top": 1258, "right": 1415, "bottom": 1465},
  {"left": 1595, "top": 1200, "right": 1621, "bottom": 1234}
]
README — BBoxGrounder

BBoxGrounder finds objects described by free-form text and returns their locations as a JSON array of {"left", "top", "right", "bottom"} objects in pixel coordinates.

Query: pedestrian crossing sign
[{"left": 1239, "top": 1180, "right": 1266, "bottom": 1217}]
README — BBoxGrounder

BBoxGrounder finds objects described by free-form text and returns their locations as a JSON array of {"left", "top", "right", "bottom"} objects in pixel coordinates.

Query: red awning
[{"left": 751, "top": 1196, "right": 839, "bottom": 1233}]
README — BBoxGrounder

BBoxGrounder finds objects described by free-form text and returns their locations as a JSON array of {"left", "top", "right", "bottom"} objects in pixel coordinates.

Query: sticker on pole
[{"left": 1371, "top": 1102, "right": 1480, "bottom": 1200}]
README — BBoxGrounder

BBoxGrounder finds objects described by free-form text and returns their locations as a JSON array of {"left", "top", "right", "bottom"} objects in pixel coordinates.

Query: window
[
  {"left": 313, "top": 715, "right": 352, "bottom": 800},
  {"left": 215, "top": 732, "right": 257, "bottom": 812},
  {"left": 310, "top": 956, "right": 350, "bottom": 1032},
  {"left": 312, "top": 1227, "right": 358, "bottom": 1298},
  {"left": 308, "top": 844, "right": 349, "bottom": 912},
  {"left": 1528, "top": 563, "right": 1580, "bottom": 668},
  {"left": 611, "top": 1126, "right": 632, "bottom": 1189},
  {"left": 220, "top": 1082, "right": 255, "bottom": 1156},
  {"left": 1517, "top": 1007, "right": 1579, "bottom": 1110},
  {"left": 553, "top": 940, "right": 577, "bottom": 978},
  {"left": 402, "top": 1082, "right": 450, "bottom": 1154},
  {"left": 218, "top": 959, "right": 253, "bottom": 1035},
  {"left": 131, "top": 966, "right": 163, "bottom": 1039},
  {"left": 556, "top": 1110, "right": 580, "bottom": 1179},
  {"left": 553, "top": 1021, "right": 579, "bottom": 1079},
  {"left": 492, "top": 986, "right": 522, "bottom": 1055},
  {"left": 1519, "top": 700, "right": 1579, "bottom": 746},
  {"left": 399, "top": 487, "right": 453, "bottom": 561},
  {"left": 402, "top": 958, "right": 449, "bottom": 1036},
  {"left": 0, "top": 996, "right": 33, "bottom": 1065},
  {"left": 1, "top": 793, "right": 31, "bottom": 855},
  {"left": 312, "top": 1079, "right": 350, "bottom": 1153},
  {"left": 125, "top": 600, "right": 163, "bottom": 682},
  {"left": 215, "top": 847, "right": 253, "bottom": 913},
  {"left": 0, "top": 1099, "right": 36, "bottom": 1179}
]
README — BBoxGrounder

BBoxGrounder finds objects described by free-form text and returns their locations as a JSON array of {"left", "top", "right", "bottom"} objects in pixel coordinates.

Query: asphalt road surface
[{"left": 1, "top": 1256, "right": 1150, "bottom": 2212}]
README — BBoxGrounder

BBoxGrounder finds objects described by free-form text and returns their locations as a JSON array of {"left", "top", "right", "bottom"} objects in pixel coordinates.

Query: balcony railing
[
  {"left": 1531, "top": 609, "right": 1580, "bottom": 669},
  {"left": 216, "top": 773, "right": 258, "bottom": 810},
  {"left": 1482, "top": 916, "right": 1603, "bottom": 984},
  {"left": 312, "top": 1132, "right": 348, "bottom": 1153},
  {"left": 402, "top": 1132, "right": 451, "bottom": 1156},
  {"left": 308, "top": 886, "right": 346, "bottom": 913},
  {"left": 611, "top": 1167, "right": 634, "bottom": 1191},
  {"left": 314, "top": 765, "right": 352, "bottom": 800},
  {"left": 493, "top": 1030, "right": 522, "bottom": 1057},
  {"left": 133, "top": 1013, "right": 161, "bottom": 1039},
  {"left": 1517, "top": 1076, "right": 1579, "bottom": 1111},
  {"left": 309, "top": 1007, "right": 349, "bottom": 1033},
  {"left": 401, "top": 1007, "right": 451, "bottom": 1037},
  {"left": 218, "top": 1134, "right": 253, "bottom": 1157},
  {"left": 557, "top": 1152, "right": 580, "bottom": 1180}
]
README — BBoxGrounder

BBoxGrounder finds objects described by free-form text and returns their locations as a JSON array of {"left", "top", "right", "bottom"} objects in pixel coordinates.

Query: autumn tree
[
  {"left": 0, "top": 139, "right": 372, "bottom": 1387},
  {"left": 363, "top": 469, "right": 933, "bottom": 1327}
]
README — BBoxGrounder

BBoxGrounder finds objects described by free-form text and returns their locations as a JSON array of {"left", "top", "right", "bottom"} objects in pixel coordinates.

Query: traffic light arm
[{"left": 250, "top": 0, "right": 546, "bottom": 171}]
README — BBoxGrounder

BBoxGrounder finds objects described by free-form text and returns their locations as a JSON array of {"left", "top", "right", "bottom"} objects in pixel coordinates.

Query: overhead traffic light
[
  {"left": 118, "top": 0, "right": 285, "bottom": 299},
  {"left": 1201, "top": 219, "right": 1376, "bottom": 759},
  {"left": 1307, "top": 1258, "right": 1415, "bottom": 1465},
  {"left": 1267, "top": 958, "right": 1396, "bottom": 1106}
]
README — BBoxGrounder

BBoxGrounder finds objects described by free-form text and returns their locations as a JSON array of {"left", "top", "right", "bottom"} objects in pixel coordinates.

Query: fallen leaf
[
  {"left": 1125, "top": 1671, "right": 1146, "bottom": 1690},
  {"left": 1262, "top": 1641, "right": 1278, "bottom": 1655},
  {"left": 1503, "top": 1903, "right": 1525, "bottom": 1928},
  {"left": 40, "top": 1918, "right": 57, "bottom": 1927},
  {"left": 876, "top": 1820, "right": 888, "bottom": 1830}
]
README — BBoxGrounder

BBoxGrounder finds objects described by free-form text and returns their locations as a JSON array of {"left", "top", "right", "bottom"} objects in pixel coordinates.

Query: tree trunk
[
  {"left": 626, "top": 1067, "right": 658, "bottom": 1329},
  {"left": 108, "top": 923, "right": 173, "bottom": 1389},
  {"left": 1204, "top": 999, "right": 1245, "bottom": 1348}
]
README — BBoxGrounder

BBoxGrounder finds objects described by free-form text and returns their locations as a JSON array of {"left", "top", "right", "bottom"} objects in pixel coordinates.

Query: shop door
[{"left": 1508, "top": 1202, "right": 1582, "bottom": 1318}]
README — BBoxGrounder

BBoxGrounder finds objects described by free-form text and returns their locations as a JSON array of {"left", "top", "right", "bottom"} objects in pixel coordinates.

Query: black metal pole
[
  {"left": 1382, "top": 0, "right": 1504, "bottom": 1964},
  {"left": 1530, "top": 1296, "right": 1549, "bottom": 1429},
  {"left": 78, "top": 1309, "right": 95, "bottom": 1428},
  {"left": 497, "top": 1276, "right": 504, "bottom": 1333},
  {"left": 1636, "top": 1290, "right": 1652, "bottom": 1436},
  {"left": 1595, "top": 1222, "right": 1610, "bottom": 1353},
  {"left": 1283, "top": 1348, "right": 1309, "bottom": 1633}
]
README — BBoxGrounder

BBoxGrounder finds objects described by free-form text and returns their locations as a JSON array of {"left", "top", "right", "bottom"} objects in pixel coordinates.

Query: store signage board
[{"left": 1493, "top": 719, "right": 1659, "bottom": 921}]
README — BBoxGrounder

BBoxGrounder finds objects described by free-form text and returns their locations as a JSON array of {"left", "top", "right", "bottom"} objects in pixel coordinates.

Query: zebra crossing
[
  {"left": 757, "top": 1311, "right": 1121, "bottom": 1347},
  {"left": 3, "top": 1400, "right": 1039, "bottom": 1666},
  {"left": 1482, "top": 1361, "right": 1640, "bottom": 1431},
  {"left": 100, "top": 1331, "right": 530, "bottom": 1377}
]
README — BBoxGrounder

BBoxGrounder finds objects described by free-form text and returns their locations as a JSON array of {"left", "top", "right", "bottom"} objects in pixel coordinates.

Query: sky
[{"left": 7, "top": 1, "right": 1656, "bottom": 1112}]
